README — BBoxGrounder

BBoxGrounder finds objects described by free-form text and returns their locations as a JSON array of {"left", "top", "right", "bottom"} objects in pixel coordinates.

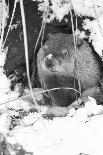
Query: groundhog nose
[{"left": 45, "top": 54, "right": 54, "bottom": 69}]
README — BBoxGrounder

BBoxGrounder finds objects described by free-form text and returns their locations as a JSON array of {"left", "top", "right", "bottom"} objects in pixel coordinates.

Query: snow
[
  {"left": 6, "top": 105, "right": 103, "bottom": 155},
  {"left": 83, "top": 17, "right": 103, "bottom": 57},
  {"left": 71, "top": 0, "right": 103, "bottom": 17},
  {"left": 32, "top": 0, "right": 103, "bottom": 57},
  {"left": 0, "top": 0, "right": 103, "bottom": 155},
  {"left": 33, "top": 0, "right": 103, "bottom": 20}
]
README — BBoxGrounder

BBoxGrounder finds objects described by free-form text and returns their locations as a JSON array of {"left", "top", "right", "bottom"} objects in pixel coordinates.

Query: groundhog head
[{"left": 43, "top": 33, "right": 84, "bottom": 74}]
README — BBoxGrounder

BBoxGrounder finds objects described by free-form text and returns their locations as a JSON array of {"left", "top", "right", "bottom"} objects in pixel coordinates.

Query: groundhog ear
[
  {"left": 76, "top": 38, "right": 83, "bottom": 48},
  {"left": 46, "top": 33, "right": 53, "bottom": 40}
]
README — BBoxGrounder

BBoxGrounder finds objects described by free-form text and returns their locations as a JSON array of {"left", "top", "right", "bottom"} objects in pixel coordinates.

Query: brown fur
[{"left": 37, "top": 33, "right": 103, "bottom": 106}]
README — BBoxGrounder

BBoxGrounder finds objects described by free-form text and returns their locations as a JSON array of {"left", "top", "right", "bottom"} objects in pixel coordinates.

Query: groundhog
[{"left": 37, "top": 33, "right": 103, "bottom": 107}]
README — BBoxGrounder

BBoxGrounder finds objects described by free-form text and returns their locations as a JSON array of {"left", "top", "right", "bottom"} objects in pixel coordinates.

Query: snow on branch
[
  {"left": 32, "top": 0, "right": 103, "bottom": 21},
  {"left": 32, "top": 0, "right": 103, "bottom": 57}
]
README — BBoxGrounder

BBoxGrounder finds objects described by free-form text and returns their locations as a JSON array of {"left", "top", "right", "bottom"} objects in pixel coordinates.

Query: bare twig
[
  {"left": 2, "top": 0, "right": 19, "bottom": 50},
  {"left": 19, "top": 0, "right": 40, "bottom": 112},
  {"left": 0, "top": 0, "right": 8, "bottom": 52},
  {"left": 0, "top": 87, "right": 80, "bottom": 105}
]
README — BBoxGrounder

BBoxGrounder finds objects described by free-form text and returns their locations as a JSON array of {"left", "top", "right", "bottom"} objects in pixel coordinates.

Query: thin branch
[
  {"left": 2, "top": 0, "right": 19, "bottom": 50},
  {"left": 19, "top": 0, "right": 40, "bottom": 112}
]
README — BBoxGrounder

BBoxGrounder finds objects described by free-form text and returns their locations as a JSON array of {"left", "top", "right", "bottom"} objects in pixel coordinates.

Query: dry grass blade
[
  {"left": 19, "top": 0, "right": 48, "bottom": 137},
  {"left": 0, "top": 0, "right": 8, "bottom": 52},
  {"left": 31, "top": 0, "right": 48, "bottom": 86},
  {"left": 2, "top": 0, "right": 18, "bottom": 50},
  {"left": 19, "top": 0, "right": 41, "bottom": 112}
]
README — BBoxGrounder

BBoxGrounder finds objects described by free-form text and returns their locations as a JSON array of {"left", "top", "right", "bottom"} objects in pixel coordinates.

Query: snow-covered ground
[
  {"left": 3, "top": 97, "right": 103, "bottom": 155},
  {"left": 0, "top": 0, "right": 103, "bottom": 155}
]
